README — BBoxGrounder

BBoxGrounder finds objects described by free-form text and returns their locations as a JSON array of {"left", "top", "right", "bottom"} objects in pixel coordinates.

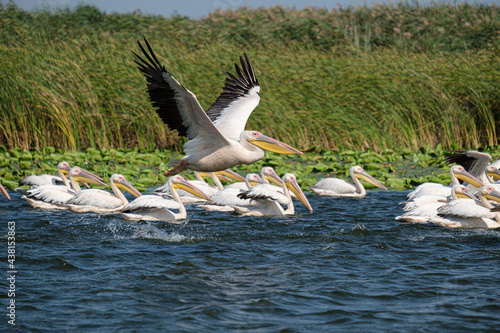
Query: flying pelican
[
  {"left": 232, "top": 173, "right": 313, "bottom": 216},
  {"left": 119, "top": 175, "right": 212, "bottom": 222},
  {"left": 133, "top": 38, "right": 303, "bottom": 176},
  {"left": 21, "top": 167, "right": 106, "bottom": 209},
  {"left": 0, "top": 183, "right": 10, "bottom": 200},
  {"left": 310, "top": 166, "right": 387, "bottom": 197},
  {"left": 428, "top": 185, "right": 500, "bottom": 229},
  {"left": 395, "top": 185, "right": 477, "bottom": 223},
  {"left": 445, "top": 150, "right": 500, "bottom": 186},
  {"left": 65, "top": 173, "right": 142, "bottom": 213},
  {"left": 406, "top": 165, "right": 483, "bottom": 200},
  {"left": 199, "top": 173, "right": 266, "bottom": 212}
]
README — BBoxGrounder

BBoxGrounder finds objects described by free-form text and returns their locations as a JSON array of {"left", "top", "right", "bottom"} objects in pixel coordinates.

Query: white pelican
[
  {"left": 133, "top": 38, "right": 303, "bottom": 176},
  {"left": 155, "top": 169, "right": 245, "bottom": 203},
  {"left": 18, "top": 161, "right": 72, "bottom": 188},
  {"left": 65, "top": 173, "right": 142, "bottom": 213},
  {"left": 0, "top": 183, "right": 10, "bottom": 200},
  {"left": 395, "top": 185, "right": 477, "bottom": 223},
  {"left": 119, "top": 175, "right": 212, "bottom": 222},
  {"left": 428, "top": 185, "right": 500, "bottom": 229},
  {"left": 15, "top": 161, "right": 73, "bottom": 194},
  {"left": 199, "top": 173, "right": 266, "bottom": 212},
  {"left": 445, "top": 150, "right": 500, "bottom": 186},
  {"left": 406, "top": 165, "right": 483, "bottom": 200},
  {"left": 21, "top": 167, "right": 107, "bottom": 210},
  {"left": 232, "top": 173, "right": 313, "bottom": 216},
  {"left": 310, "top": 166, "right": 387, "bottom": 197}
]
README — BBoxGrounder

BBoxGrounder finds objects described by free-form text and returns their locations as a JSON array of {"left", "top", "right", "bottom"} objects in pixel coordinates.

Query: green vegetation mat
[{"left": 3, "top": 145, "right": 500, "bottom": 192}]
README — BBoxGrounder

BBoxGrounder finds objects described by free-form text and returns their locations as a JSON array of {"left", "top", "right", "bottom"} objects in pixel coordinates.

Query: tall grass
[{"left": 0, "top": 3, "right": 498, "bottom": 152}]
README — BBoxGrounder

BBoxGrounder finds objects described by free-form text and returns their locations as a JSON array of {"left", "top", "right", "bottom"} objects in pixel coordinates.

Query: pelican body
[
  {"left": 395, "top": 185, "right": 477, "bottom": 223},
  {"left": 232, "top": 173, "right": 313, "bottom": 216},
  {"left": 133, "top": 38, "right": 303, "bottom": 176},
  {"left": 119, "top": 175, "right": 212, "bottom": 222},
  {"left": 406, "top": 165, "right": 483, "bottom": 200},
  {"left": 65, "top": 173, "right": 141, "bottom": 213},
  {"left": 155, "top": 169, "right": 244, "bottom": 203},
  {"left": 199, "top": 173, "right": 266, "bottom": 212},
  {"left": 15, "top": 161, "right": 73, "bottom": 195},
  {"left": 21, "top": 167, "right": 106, "bottom": 210},
  {"left": 429, "top": 185, "right": 500, "bottom": 229},
  {"left": 310, "top": 166, "right": 387, "bottom": 197}
]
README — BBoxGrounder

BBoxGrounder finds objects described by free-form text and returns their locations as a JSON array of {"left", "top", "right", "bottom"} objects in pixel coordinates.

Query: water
[{"left": 2, "top": 189, "right": 500, "bottom": 332}]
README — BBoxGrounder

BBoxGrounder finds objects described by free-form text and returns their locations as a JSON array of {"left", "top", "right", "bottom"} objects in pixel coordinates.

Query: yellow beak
[
  {"left": 174, "top": 179, "right": 213, "bottom": 201},
  {"left": 115, "top": 179, "right": 142, "bottom": 198},
  {"left": 357, "top": 171, "right": 387, "bottom": 190},
  {"left": 248, "top": 134, "right": 303, "bottom": 155},
  {"left": 286, "top": 177, "right": 313, "bottom": 212},
  {"left": 0, "top": 183, "right": 10, "bottom": 200}
]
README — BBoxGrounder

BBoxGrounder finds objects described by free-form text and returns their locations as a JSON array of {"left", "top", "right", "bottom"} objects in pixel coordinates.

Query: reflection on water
[{"left": 2, "top": 189, "right": 500, "bottom": 331}]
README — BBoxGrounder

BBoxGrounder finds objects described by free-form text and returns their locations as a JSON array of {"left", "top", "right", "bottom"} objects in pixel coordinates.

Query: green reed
[{"left": 0, "top": 3, "right": 498, "bottom": 152}]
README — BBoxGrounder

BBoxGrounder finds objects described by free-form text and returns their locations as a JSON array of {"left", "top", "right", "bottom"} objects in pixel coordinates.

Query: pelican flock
[{"left": 2, "top": 37, "right": 497, "bottom": 229}]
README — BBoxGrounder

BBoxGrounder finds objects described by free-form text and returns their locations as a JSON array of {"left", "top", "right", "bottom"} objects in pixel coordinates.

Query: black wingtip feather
[
  {"left": 133, "top": 38, "right": 189, "bottom": 138},
  {"left": 206, "top": 53, "right": 260, "bottom": 122}
]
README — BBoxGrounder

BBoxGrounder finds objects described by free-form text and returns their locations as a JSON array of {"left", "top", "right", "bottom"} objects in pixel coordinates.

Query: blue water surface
[{"left": 1, "top": 189, "right": 500, "bottom": 332}]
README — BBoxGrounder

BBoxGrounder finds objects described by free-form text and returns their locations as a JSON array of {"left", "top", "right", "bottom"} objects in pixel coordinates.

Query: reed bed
[{"left": 0, "top": 3, "right": 499, "bottom": 152}]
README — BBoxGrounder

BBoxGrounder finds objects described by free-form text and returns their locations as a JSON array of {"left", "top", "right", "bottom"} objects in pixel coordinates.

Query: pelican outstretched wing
[
  {"left": 133, "top": 38, "right": 227, "bottom": 146},
  {"left": 206, "top": 53, "right": 260, "bottom": 141}
]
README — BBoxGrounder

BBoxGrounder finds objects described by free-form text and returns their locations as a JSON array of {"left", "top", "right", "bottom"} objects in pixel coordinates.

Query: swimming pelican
[
  {"left": 133, "top": 38, "right": 303, "bottom": 176},
  {"left": 0, "top": 183, "right": 10, "bottom": 200},
  {"left": 232, "top": 173, "right": 313, "bottom": 216},
  {"left": 406, "top": 165, "right": 483, "bottom": 200},
  {"left": 429, "top": 185, "right": 500, "bottom": 229},
  {"left": 310, "top": 166, "right": 387, "bottom": 197},
  {"left": 155, "top": 170, "right": 245, "bottom": 203},
  {"left": 21, "top": 167, "right": 106, "bottom": 209},
  {"left": 119, "top": 175, "right": 212, "bottom": 222},
  {"left": 199, "top": 173, "right": 266, "bottom": 212},
  {"left": 395, "top": 185, "right": 477, "bottom": 223},
  {"left": 65, "top": 173, "right": 142, "bottom": 213},
  {"left": 18, "top": 161, "right": 72, "bottom": 188},
  {"left": 15, "top": 161, "right": 74, "bottom": 194}
]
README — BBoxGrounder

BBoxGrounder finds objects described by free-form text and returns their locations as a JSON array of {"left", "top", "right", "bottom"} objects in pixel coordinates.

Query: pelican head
[
  {"left": 0, "top": 183, "right": 11, "bottom": 200},
  {"left": 451, "top": 184, "right": 477, "bottom": 200},
  {"left": 486, "top": 165, "right": 500, "bottom": 181},
  {"left": 171, "top": 175, "right": 212, "bottom": 201},
  {"left": 261, "top": 166, "right": 283, "bottom": 186},
  {"left": 245, "top": 173, "right": 267, "bottom": 187},
  {"left": 352, "top": 166, "right": 387, "bottom": 190},
  {"left": 243, "top": 131, "right": 303, "bottom": 155},
  {"left": 110, "top": 174, "right": 142, "bottom": 198},
  {"left": 57, "top": 161, "right": 72, "bottom": 177},
  {"left": 450, "top": 165, "right": 483, "bottom": 188},
  {"left": 479, "top": 185, "right": 500, "bottom": 203},
  {"left": 283, "top": 173, "right": 313, "bottom": 212},
  {"left": 70, "top": 167, "right": 107, "bottom": 187}
]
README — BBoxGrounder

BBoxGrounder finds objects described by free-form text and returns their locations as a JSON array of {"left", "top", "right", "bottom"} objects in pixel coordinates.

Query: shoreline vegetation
[
  {"left": 2, "top": 145, "right": 500, "bottom": 192},
  {"left": 1, "top": 3, "right": 499, "bottom": 189}
]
